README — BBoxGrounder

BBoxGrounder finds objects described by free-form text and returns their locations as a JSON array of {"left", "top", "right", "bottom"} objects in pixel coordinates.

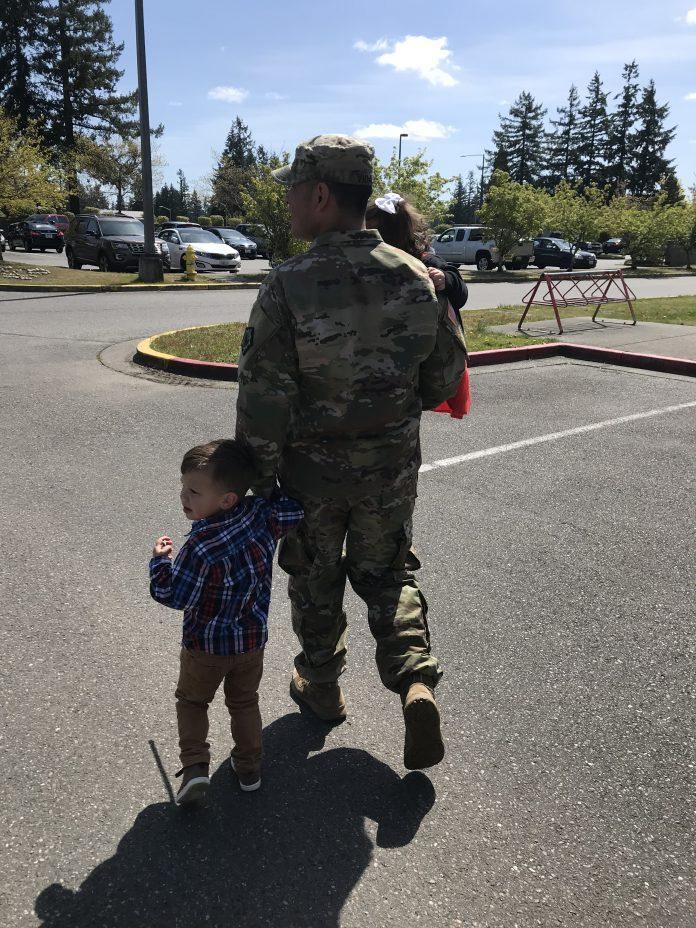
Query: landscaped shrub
[
  {"left": 209, "top": 214, "right": 224, "bottom": 225},
  {"left": 197, "top": 215, "right": 212, "bottom": 227},
  {"left": 175, "top": 215, "right": 189, "bottom": 222},
  {"left": 155, "top": 215, "right": 169, "bottom": 224}
]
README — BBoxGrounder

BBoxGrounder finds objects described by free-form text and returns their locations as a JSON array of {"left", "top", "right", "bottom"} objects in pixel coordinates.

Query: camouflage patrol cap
[{"left": 272, "top": 134, "right": 375, "bottom": 187}]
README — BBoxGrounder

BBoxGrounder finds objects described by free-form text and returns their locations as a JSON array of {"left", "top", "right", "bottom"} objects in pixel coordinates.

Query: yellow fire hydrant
[{"left": 184, "top": 244, "right": 197, "bottom": 280}]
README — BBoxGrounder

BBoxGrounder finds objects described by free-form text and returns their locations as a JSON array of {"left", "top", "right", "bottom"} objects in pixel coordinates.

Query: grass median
[
  {"left": 0, "top": 261, "right": 266, "bottom": 288},
  {"left": 148, "top": 296, "right": 696, "bottom": 365}
]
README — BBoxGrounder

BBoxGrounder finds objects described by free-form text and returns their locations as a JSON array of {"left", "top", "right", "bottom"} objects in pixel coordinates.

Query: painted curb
[{"left": 134, "top": 328, "right": 696, "bottom": 382}]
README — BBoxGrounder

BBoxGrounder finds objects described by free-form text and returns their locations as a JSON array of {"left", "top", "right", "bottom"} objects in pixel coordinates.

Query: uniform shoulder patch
[{"left": 241, "top": 326, "right": 254, "bottom": 355}]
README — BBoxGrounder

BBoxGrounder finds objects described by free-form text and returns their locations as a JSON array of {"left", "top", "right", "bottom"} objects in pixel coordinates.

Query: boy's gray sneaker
[
  {"left": 230, "top": 756, "right": 261, "bottom": 792},
  {"left": 175, "top": 763, "right": 210, "bottom": 805}
]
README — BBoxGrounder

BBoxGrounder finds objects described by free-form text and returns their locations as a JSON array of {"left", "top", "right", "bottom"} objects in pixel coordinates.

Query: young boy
[{"left": 149, "top": 439, "right": 303, "bottom": 806}]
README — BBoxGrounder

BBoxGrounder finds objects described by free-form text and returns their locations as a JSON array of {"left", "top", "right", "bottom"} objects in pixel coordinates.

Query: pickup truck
[{"left": 432, "top": 225, "right": 533, "bottom": 271}]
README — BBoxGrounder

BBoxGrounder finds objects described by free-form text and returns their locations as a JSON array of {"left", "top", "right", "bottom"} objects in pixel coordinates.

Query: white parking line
[{"left": 420, "top": 400, "right": 696, "bottom": 473}]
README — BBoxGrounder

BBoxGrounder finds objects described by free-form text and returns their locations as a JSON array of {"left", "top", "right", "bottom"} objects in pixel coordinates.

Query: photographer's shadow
[{"left": 36, "top": 712, "right": 435, "bottom": 928}]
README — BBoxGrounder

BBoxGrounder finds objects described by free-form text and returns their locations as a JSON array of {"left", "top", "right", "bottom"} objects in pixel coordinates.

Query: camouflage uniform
[{"left": 235, "top": 135, "right": 467, "bottom": 694}]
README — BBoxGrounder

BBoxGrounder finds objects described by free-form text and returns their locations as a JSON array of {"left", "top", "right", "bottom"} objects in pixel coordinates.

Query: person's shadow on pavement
[{"left": 35, "top": 712, "right": 435, "bottom": 928}]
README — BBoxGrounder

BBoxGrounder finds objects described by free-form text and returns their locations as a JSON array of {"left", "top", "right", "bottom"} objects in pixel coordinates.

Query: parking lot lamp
[
  {"left": 134, "top": 0, "right": 163, "bottom": 282},
  {"left": 398, "top": 133, "right": 408, "bottom": 166}
]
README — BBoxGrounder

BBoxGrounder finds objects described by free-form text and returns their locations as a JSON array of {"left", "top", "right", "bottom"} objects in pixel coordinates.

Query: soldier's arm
[
  {"left": 235, "top": 276, "right": 300, "bottom": 496},
  {"left": 418, "top": 295, "right": 468, "bottom": 410}
]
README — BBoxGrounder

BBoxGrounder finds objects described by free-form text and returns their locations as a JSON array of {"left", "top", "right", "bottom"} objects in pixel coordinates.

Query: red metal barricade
[{"left": 518, "top": 269, "right": 637, "bottom": 335}]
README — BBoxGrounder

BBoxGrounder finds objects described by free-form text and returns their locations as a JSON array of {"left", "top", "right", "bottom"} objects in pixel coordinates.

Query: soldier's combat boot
[
  {"left": 402, "top": 681, "right": 445, "bottom": 770},
  {"left": 290, "top": 669, "right": 346, "bottom": 723}
]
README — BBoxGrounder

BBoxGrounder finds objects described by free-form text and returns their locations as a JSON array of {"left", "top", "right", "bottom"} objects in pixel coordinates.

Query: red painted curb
[{"left": 134, "top": 341, "right": 696, "bottom": 382}]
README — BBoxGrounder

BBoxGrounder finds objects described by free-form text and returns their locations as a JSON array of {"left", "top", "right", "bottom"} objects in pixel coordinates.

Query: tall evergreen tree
[
  {"left": 188, "top": 189, "right": 202, "bottom": 221},
  {"left": 177, "top": 168, "right": 190, "bottom": 215},
  {"left": 545, "top": 84, "right": 582, "bottom": 189},
  {"left": 606, "top": 61, "right": 640, "bottom": 195},
  {"left": 631, "top": 79, "right": 676, "bottom": 197},
  {"left": 449, "top": 175, "right": 467, "bottom": 224},
  {"left": 489, "top": 92, "right": 547, "bottom": 185},
  {"left": 0, "top": 0, "right": 47, "bottom": 130},
  {"left": 577, "top": 72, "right": 610, "bottom": 188},
  {"left": 211, "top": 117, "right": 258, "bottom": 217},
  {"left": 39, "top": 0, "right": 141, "bottom": 211}
]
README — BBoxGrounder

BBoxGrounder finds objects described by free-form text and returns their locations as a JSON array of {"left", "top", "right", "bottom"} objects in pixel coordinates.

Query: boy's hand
[{"left": 153, "top": 535, "right": 174, "bottom": 558}]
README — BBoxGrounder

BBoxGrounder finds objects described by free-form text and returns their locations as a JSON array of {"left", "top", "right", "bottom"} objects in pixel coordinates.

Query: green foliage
[
  {"left": 667, "top": 192, "right": 696, "bottom": 268},
  {"left": 155, "top": 215, "right": 168, "bottom": 225},
  {"left": 478, "top": 171, "right": 547, "bottom": 269},
  {"left": 0, "top": 111, "right": 63, "bottom": 216},
  {"left": 76, "top": 135, "right": 163, "bottom": 212},
  {"left": 209, "top": 214, "right": 224, "bottom": 225},
  {"left": 197, "top": 215, "right": 211, "bottom": 227},
  {"left": 241, "top": 164, "right": 304, "bottom": 263},
  {"left": 372, "top": 149, "right": 451, "bottom": 225},
  {"left": 175, "top": 215, "right": 189, "bottom": 222},
  {"left": 82, "top": 206, "right": 100, "bottom": 214},
  {"left": 543, "top": 181, "right": 605, "bottom": 252},
  {"left": 490, "top": 91, "right": 547, "bottom": 186},
  {"left": 606, "top": 194, "right": 672, "bottom": 267}
]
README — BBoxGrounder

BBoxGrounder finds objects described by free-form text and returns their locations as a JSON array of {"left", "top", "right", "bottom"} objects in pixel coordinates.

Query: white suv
[{"left": 158, "top": 225, "right": 241, "bottom": 272}]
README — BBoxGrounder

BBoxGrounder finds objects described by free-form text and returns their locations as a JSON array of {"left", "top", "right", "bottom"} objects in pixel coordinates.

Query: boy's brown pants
[{"left": 175, "top": 647, "right": 264, "bottom": 774}]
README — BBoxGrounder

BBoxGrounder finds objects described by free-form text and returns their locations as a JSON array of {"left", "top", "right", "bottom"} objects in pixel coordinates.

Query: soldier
[{"left": 235, "top": 134, "right": 467, "bottom": 770}]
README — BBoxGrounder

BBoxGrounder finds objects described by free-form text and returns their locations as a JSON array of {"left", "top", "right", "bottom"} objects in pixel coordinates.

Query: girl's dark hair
[
  {"left": 365, "top": 196, "right": 430, "bottom": 258},
  {"left": 181, "top": 439, "right": 256, "bottom": 497}
]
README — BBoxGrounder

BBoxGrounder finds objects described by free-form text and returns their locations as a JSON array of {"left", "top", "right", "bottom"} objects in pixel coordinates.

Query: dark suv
[
  {"left": 532, "top": 237, "right": 597, "bottom": 270},
  {"left": 7, "top": 219, "right": 64, "bottom": 252},
  {"left": 65, "top": 215, "right": 170, "bottom": 271}
]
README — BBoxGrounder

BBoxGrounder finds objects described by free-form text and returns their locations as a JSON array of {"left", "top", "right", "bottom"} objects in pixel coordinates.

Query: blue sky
[{"left": 108, "top": 0, "right": 696, "bottom": 195}]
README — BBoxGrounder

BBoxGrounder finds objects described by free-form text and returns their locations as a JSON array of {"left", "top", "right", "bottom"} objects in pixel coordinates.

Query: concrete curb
[{"left": 134, "top": 330, "right": 696, "bottom": 382}]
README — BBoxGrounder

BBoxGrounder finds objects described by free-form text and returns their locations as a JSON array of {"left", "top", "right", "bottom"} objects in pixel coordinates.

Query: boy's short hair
[{"left": 181, "top": 439, "right": 257, "bottom": 497}]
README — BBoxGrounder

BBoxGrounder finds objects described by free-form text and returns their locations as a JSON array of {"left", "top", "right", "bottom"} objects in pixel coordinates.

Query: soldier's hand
[{"left": 428, "top": 268, "right": 446, "bottom": 291}]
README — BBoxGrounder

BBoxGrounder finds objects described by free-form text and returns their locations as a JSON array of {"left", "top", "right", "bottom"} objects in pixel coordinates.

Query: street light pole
[
  {"left": 134, "top": 0, "right": 163, "bottom": 282},
  {"left": 398, "top": 132, "right": 408, "bottom": 166}
]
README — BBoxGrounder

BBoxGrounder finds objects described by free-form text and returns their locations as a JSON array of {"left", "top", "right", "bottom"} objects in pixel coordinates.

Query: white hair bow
[{"left": 375, "top": 191, "right": 404, "bottom": 214}]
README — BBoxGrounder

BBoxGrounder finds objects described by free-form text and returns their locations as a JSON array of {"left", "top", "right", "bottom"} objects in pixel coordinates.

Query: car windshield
[
  {"left": 552, "top": 239, "right": 572, "bottom": 251},
  {"left": 218, "top": 229, "right": 246, "bottom": 241},
  {"left": 99, "top": 220, "right": 144, "bottom": 236},
  {"left": 179, "top": 229, "right": 220, "bottom": 243}
]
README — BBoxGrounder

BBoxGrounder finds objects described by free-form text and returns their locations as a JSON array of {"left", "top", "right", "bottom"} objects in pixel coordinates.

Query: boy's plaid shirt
[{"left": 149, "top": 493, "right": 303, "bottom": 655}]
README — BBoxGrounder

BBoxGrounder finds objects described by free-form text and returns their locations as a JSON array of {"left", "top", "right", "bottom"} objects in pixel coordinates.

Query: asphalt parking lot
[{"left": 1, "top": 287, "right": 695, "bottom": 927}]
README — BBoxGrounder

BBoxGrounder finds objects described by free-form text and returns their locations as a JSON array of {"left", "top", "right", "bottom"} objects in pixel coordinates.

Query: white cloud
[
  {"left": 265, "top": 91, "right": 286, "bottom": 101},
  {"left": 354, "top": 119, "right": 456, "bottom": 141},
  {"left": 685, "top": 91, "right": 696, "bottom": 100},
  {"left": 376, "top": 36, "right": 458, "bottom": 87},
  {"left": 354, "top": 38, "right": 390, "bottom": 52},
  {"left": 355, "top": 35, "right": 458, "bottom": 87},
  {"left": 168, "top": 100, "right": 183, "bottom": 107},
  {"left": 686, "top": 7, "right": 696, "bottom": 23},
  {"left": 207, "top": 85, "right": 248, "bottom": 103}
]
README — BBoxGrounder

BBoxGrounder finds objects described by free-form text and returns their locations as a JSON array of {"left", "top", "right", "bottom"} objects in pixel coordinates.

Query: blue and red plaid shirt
[{"left": 149, "top": 492, "right": 304, "bottom": 655}]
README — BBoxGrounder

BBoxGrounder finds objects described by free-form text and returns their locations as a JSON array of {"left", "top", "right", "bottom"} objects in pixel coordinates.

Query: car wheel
[
  {"left": 40, "top": 246, "right": 46, "bottom": 252},
  {"left": 9, "top": 241, "right": 16, "bottom": 251},
  {"left": 98, "top": 253, "right": 112, "bottom": 272},
  {"left": 66, "top": 249, "right": 82, "bottom": 270},
  {"left": 536, "top": 261, "right": 546, "bottom": 269},
  {"left": 25, "top": 240, "right": 33, "bottom": 252},
  {"left": 56, "top": 246, "right": 63, "bottom": 253},
  {"left": 476, "top": 253, "right": 493, "bottom": 271}
]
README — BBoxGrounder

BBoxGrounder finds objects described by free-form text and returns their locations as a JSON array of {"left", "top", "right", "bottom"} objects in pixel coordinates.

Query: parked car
[
  {"left": 156, "top": 221, "right": 202, "bottom": 230},
  {"left": 603, "top": 238, "right": 624, "bottom": 254},
  {"left": 65, "top": 214, "right": 170, "bottom": 271},
  {"left": 576, "top": 240, "right": 604, "bottom": 257},
  {"left": 26, "top": 213, "right": 71, "bottom": 235},
  {"left": 7, "top": 220, "right": 64, "bottom": 252},
  {"left": 235, "top": 223, "right": 269, "bottom": 258},
  {"left": 532, "top": 237, "right": 597, "bottom": 270},
  {"left": 432, "top": 225, "right": 533, "bottom": 270},
  {"left": 209, "top": 227, "right": 257, "bottom": 258},
  {"left": 158, "top": 225, "right": 241, "bottom": 272}
]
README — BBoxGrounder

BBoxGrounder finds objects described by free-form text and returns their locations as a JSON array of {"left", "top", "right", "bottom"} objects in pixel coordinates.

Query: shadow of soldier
[{"left": 35, "top": 712, "right": 435, "bottom": 928}]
